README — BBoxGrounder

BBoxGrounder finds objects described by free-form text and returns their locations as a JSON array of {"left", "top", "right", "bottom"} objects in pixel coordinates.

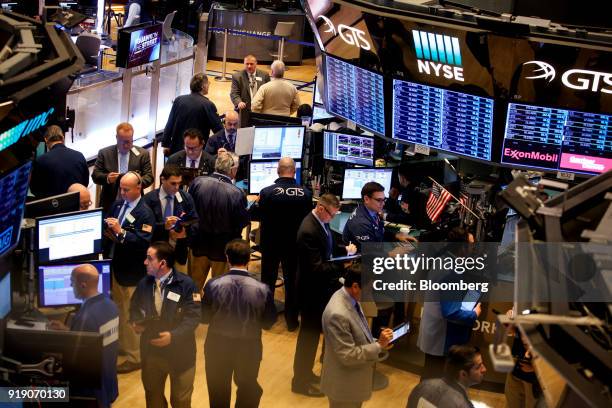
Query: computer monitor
[
  {"left": 392, "top": 78, "right": 494, "bottom": 161},
  {"left": 36, "top": 209, "right": 103, "bottom": 264},
  {"left": 248, "top": 112, "right": 302, "bottom": 127},
  {"left": 323, "top": 131, "right": 374, "bottom": 166},
  {"left": 25, "top": 191, "right": 80, "bottom": 219},
  {"left": 3, "top": 327, "right": 102, "bottom": 387},
  {"left": 251, "top": 126, "right": 305, "bottom": 160},
  {"left": 116, "top": 22, "right": 162, "bottom": 69},
  {"left": 501, "top": 103, "right": 612, "bottom": 175},
  {"left": 249, "top": 160, "right": 302, "bottom": 194},
  {"left": 324, "top": 54, "right": 385, "bottom": 135},
  {"left": 342, "top": 168, "right": 394, "bottom": 200},
  {"left": 312, "top": 105, "right": 336, "bottom": 123},
  {"left": 0, "top": 272, "right": 10, "bottom": 319},
  {"left": 38, "top": 260, "right": 111, "bottom": 308},
  {"left": 313, "top": 77, "right": 324, "bottom": 105},
  {"left": 0, "top": 160, "right": 32, "bottom": 258}
]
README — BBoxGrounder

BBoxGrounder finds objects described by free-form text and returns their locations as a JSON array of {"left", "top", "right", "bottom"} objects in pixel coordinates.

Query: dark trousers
[
  {"left": 421, "top": 353, "right": 447, "bottom": 381},
  {"left": 261, "top": 248, "right": 298, "bottom": 328},
  {"left": 141, "top": 354, "right": 195, "bottom": 408},
  {"left": 205, "top": 333, "right": 263, "bottom": 408},
  {"left": 292, "top": 307, "right": 322, "bottom": 387}
]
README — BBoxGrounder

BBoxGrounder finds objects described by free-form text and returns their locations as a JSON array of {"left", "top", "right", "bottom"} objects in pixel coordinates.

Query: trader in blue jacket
[
  {"left": 49, "top": 264, "right": 119, "bottom": 408},
  {"left": 130, "top": 241, "right": 201, "bottom": 408}
]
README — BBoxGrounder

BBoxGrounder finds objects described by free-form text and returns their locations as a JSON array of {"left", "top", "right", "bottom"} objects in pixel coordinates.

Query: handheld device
[{"left": 391, "top": 322, "right": 410, "bottom": 343}]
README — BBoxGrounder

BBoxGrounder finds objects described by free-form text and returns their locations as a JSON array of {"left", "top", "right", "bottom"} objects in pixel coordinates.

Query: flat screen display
[
  {"left": 0, "top": 272, "right": 10, "bottom": 319},
  {"left": 249, "top": 160, "right": 302, "bottom": 194},
  {"left": 501, "top": 103, "right": 612, "bottom": 175},
  {"left": 252, "top": 126, "right": 305, "bottom": 160},
  {"left": 325, "top": 55, "right": 385, "bottom": 135},
  {"left": 323, "top": 131, "right": 374, "bottom": 166},
  {"left": 342, "top": 168, "right": 393, "bottom": 200},
  {"left": 392, "top": 79, "right": 494, "bottom": 161},
  {"left": 38, "top": 260, "right": 111, "bottom": 307},
  {"left": 116, "top": 22, "right": 162, "bottom": 69},
  {"left": 0, "top": 160, "right": 32, "bottom": 257},
  {"left": 36, "top": 209, "right": 103, "bottom": 263},
  {"left": 313, "top": 105, "right": 335, "bottom": 121}
]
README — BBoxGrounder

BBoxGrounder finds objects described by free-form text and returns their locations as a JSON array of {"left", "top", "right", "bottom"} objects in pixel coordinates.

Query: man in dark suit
[
  {"left": 230, "top": 54, "right": 270, "bottom": 125},
  {"left": 188, "top": 152, "right": 249, "bottom": 290},
  {"left": 292, "top": 193, "right": 356, "bottom": 397},
  {"left": 130, "top": 242, "right": 201, "bottom": 408},
  {"left": 249, "top": 157, "right": 312, "bottom": 331},
  {"left": 91, "top": 122, "right": 154, "bottom": 214},
  {"left": 204, "top": 111, "right": 239, "bottom": 155},
  {"left": 104, "top": 171, "right": 155, "bottom": 374},
  {"left": 166, "top": 128, "right": 215, "bottom": 178},
  {"left": 143, "top": 165, "right": 198, "bottom": 268},
  {"left": 30, "top": 125, "right": 89, "bottom": 199},
  {"left": 162, "top": 73, "right": 223, "bottom": 156}
]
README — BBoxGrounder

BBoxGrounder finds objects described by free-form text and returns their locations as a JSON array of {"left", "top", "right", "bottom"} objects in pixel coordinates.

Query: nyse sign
[
  {"left": 319, "top": 16, "right": 371, "bottom": 51},
  {"left": 523, "top": 61, "right": 612, "bottom": 95}
]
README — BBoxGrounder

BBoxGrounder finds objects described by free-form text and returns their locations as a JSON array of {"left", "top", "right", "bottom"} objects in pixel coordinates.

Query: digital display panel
[
  {"left": 325, "top": 55, "right": 385, "bottom": 135},
  {"left": 0, "top": 272, "right": 10, "bottom": 319},
  {"left": 249, "top": 160, "right": 302, "bottom": 194},
  {"left": 38, "top": 260, "right": 111, "bottom": 307},
  {"left": 37, "top": 209, "right": 103, "bottom": 263},
  {"left": 323, "top": 131, "right": 374, "bottom": 166},
  {"left": 0, "top": 160, "right": 32, "bottom": 257},
  {"left": 392, "top": 79, "right": 494, "bottom": 161},
  {"left": 342, "top": 168, "right": 393, "bottom": 200},
  {"left": 116, "top": 22, "right": 162, "bottom": 69},
  {"left": 252, "top": 126, "right": 305, "bottom": 160},
  {"left": 502, "top": 103, "right": 612, "bottom": 174}
]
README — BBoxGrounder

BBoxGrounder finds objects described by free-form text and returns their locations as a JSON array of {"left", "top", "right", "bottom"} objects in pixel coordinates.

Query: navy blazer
[
  {"left": 91, "top": 145, "right": 154, "bottom": 214},
  {"left": 162, "top": 93, "right": 223, "bottom": 155},
  {"left": 204, "top": 129, "right": 233, "bottom": 155},
  {"left": 30, "top": 143, "right": 89, "bottom": 199},
  {"left": 105, "top": 198, "right": 155, "bottom": 286},
  {"left": 165, "top": 150, "right": 215, "bottom": 176},
  {"left": 130, "top": 270, "right": 201, "bottom": 371},
  {"left": 142, "top": 188, "right": 198, "bottom": 243}
]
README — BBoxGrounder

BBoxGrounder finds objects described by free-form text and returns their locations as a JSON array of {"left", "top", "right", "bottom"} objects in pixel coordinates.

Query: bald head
[
  {"left": 224, "top": 111, "right": 239, "bottom": 134},
  {"left": 71, "top": 264, "right": 100, "bottom": 299},
  {"left": 119, "top": 171, "right": 142, "bottom": 202},
  {"left": 68, "top": 183, "right": 91, "bottom": 211},
  {"left": 277, "top": 157, "right": 296, "bottom": 177}
]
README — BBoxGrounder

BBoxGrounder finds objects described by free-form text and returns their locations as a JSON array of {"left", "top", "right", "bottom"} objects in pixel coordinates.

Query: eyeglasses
[
  {"left": 369, "top": 197, "right": 385, "bottom": 203},
  {"left": 322, "top": 205, "right": 338, "bottom": 218}
]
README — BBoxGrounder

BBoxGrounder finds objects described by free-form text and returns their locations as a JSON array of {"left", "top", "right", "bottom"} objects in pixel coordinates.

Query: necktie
[
  {"left": 154, "top": 280, "right": 163, "bottom": 316},
  {"left": 119, "top": 152, "right": 129, "bottom": 174},
  {"left": 190, "top": 159, "right": 196, "bottom": 168},
  {"left": 117, "top": 201, "right": 129, "bottom": 225},
  {"left": 163, "top": 195, "right": 173, "bottom": 219},
  {"left": 324, "top": 223, "right": 333, "bottom": 260},
  {"left": 249, "top": 74, "right": 256, "bottom": 97},
  {"left": 354, "top": 302, "right": 374, "bottom": 342},
  {"left": 228, "top": 134, "right": 235, "bottom": 151}
]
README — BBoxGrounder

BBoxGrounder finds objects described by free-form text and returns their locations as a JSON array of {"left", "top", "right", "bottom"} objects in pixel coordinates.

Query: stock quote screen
[
  {"left": 392, "top": 79, "right": 493, "bottom": 161},
  {"left": 325, "top": 55, "right": 385, "bottom": 135},
  {"left": 0, "top": 160, "right": 32, "bottom": 257},
  {"left": 502, "top": 103, "right": 612, "bottom": 175}
]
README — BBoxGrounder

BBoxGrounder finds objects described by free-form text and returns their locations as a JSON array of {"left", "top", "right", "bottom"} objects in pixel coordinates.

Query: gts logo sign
[
  {"left": 318, "top": 16, "right": 371, "bottom": 51},
  {"left": 273, "top": 187, "right": 305, "bottom": 197}
]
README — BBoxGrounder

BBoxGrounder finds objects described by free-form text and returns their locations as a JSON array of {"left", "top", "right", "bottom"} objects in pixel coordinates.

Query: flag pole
[{"left": 428, "top": 176, "right": 482, "bottom": 220}]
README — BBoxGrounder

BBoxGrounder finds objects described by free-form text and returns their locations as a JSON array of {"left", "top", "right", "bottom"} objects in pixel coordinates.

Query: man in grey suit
[
  {"left": 230, "top": 54, "right": 270, "bottom": 124},
  {"left": 92, "top": 122, "right": 154, "bottom": 214},
  {"left": 321, "top": 265, "right": 393, "bottom": 408}
]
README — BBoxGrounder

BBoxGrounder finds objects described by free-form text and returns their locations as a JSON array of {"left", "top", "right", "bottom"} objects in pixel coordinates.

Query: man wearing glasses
[
  {"left": 166, "top": 128, "right": 215, "bottom": 177},
  {"left": 292, "top": 193, "right": 357, "bottom": 397},
  {"left": 343, "top": 182, "right": 415, "bottom": 252}
]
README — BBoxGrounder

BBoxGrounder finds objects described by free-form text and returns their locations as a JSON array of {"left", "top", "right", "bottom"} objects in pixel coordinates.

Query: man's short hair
[
  {"left": 183, "top": 128, "right": 204, "bottom": 143},
  {"left": 116, "top": 122, "right": 133, "bottom": 135},
  {"left": 215, "top": 152, "right": 239, "bottom": 176},
  {"left": 150, "top": 241, "right": 175, "bottom": 269},
  {"left": 225, "top": 239, "right": 251, "bottom": 265},
  {"left": 271, "top": 60, "right": 285, "bottom": 78},
  {"left": 445, "top": 345, "right": 480, "bottom": 380},
  {"left": 343, "top": 263, "right": 362, "bottom": 288},
  {"left": 44, "top": 125, "right": 64, "bottom": 143},
  {"left": 160, "top": 164, "right": 182, "bottom": 180},
  {"left": 361, "top": 182, "right": 384, "bottom": 199},
  {"left": 297, "top": 104, "right": 313, "bottom": 117},
  {"left": 244, "top": 54, "right": 257, "bottom": 62},
  {"left": 190, "top": 73, "right": 209, "bottom": 93},
  {"left": 318, "top": 193, "right": 340, "bottom": 209}
]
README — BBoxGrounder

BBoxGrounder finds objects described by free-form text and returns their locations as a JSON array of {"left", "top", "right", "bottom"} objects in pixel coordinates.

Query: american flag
[
  {"left": 459, "top": 182, "right": 469, "bottom": 208},
  {"left": 426, "top": 183, "right": 452, "bottom": 222}
]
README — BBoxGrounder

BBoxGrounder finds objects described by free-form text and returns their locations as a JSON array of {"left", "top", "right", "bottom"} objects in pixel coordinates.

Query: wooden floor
[{"left": 203, "top": 59, "right": 318, "bottom": 117}]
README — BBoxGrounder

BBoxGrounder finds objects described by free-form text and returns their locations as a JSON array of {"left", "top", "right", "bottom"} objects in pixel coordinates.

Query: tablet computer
[{"left": 391, "top": 322, "right": 410, "bottom": 343}]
